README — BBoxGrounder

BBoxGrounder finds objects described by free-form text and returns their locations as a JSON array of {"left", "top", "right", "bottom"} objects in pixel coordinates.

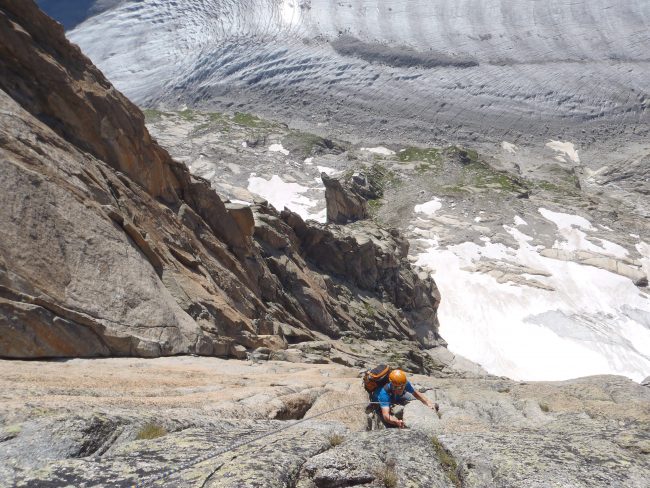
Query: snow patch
[
  {"left": 592, "top": 238, "right": 629, "bottom": 259},
  {"left": 514, "top": 216, "right": 527, "bottom": 226},
  {"left": 538, "top": 208, "right": 627, "bottom": 257},
  {"left": 415, "top": 234, "right": 440, "bottom": 248},
  {"left": 502, "top": 141, "right": 517, "bottom": 154},
  {"left": 636, "top": 241, "right": 650, "bottom": 280},
  {"left": 539, "top": 208, "right": 593, "bottom": 231},
  {"left": 247, "top": 175, "right": 325, "bottom": 222},
  {"left": 546, "top": 140, "right": 580, "bottom": 163},
  {"left": 304, "top": 157, "right": 314, "bottom": 165},
  {"left": 360, "top": 146, "right": 395, "bottom": 156},
  {"left": 269, "top": 143, "right": 290, "bottom": 155},
  {"left": 317, "top": 166, "right": 339, "bottom": 176},
  {"left": 414, "top": 198, "right": 442, "bottom": 216},
  {"left": 229, "top": 199, "right": 251, "bottom": 206}
]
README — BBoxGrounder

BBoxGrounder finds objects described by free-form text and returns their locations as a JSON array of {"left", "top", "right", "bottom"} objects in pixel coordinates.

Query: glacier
[{"left": 67, "top": 0, "right": 650, "bottom": 150}]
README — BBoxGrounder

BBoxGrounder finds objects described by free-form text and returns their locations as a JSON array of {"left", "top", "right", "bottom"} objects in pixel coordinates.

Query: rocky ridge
[{"left": 0, "top": 0, "right": 442, "bottom": 366}]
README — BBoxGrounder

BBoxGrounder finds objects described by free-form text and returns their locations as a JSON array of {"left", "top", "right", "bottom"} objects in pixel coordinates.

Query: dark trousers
[{"left": 366, "top": 392, "right": 415, "bottom": 430}]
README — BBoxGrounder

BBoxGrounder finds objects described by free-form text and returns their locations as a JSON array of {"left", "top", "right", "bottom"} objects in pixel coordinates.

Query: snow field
[
  {"left": 414, "top": 204, "right": 650, "bottom": 381},
  {"left": 539, "top": 208, "right": 629, "bottom": 258},
  {"left": 248, "top": 174, "right": 326, "bottom": 222}
]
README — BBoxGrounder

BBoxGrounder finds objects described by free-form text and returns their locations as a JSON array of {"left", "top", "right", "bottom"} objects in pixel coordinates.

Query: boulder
[
  {"left": 322, "top": 172, "right": 369, "bottom": 224},
  {"left": 540, "top": 248, "right": 647, "bottom": 286}
]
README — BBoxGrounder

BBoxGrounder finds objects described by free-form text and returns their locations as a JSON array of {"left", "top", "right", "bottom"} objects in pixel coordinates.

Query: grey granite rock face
[
  {"left": 410, "top": 374, "right": 650, "bottom": 488},
  {"left": 2, "top": 358, "right": 649, "bottom": 488},
  {"left": 297, "top": 430, "right": 454, "bottom": 488},
  {"left": 7, "top": 417, "right": 334, "bottom": 487}
]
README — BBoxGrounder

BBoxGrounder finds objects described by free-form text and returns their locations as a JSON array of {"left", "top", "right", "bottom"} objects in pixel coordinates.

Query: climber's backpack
[{"left": 362, "top": 364, "right": 392, "bottom": 393}]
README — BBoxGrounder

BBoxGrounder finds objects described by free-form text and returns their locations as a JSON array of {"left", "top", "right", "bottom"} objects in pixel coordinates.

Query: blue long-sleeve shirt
[{"left": 372, "top": 381, "right": 415, "bottom": 408}]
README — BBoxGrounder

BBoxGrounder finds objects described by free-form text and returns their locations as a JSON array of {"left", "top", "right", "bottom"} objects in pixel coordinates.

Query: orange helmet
[{"left": 389, "top": 369, "right": 407, "bottom": 387}]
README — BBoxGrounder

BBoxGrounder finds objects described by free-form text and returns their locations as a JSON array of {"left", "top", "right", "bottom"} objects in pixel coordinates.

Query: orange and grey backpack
[{"left": 362, "top": 364, "right": 392, "bottom": 393}]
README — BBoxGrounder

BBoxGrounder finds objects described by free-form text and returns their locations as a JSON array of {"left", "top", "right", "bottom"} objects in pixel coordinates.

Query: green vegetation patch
[
  {"left": 136, "top": 422, "right": 168, "bottom": 440},
  {"left": 535, "top": 164, "right": 581, "bottom": 194},
  {"left": 440, "top": 185, "right": 472, "bottom": 195},
  {"left": 142, "top": 108, "right": 165, "bottom": 122},
  {"left": 415, "top": 162, "right": 438, "bottom": 174},
  {"left": 366, "top": 163, "right": 401, "bottom": 195},
  {"left": 532, "top": 175, "right": 580, "bottom": 197},
  {"left": 328, "top": 433, "right": 345, "bottom": 447},
  {"left": 367, "top": 198, "right": 383, "bottom": 215},
  {"left": 375, "top": 463, "right": 398, "bottom": 488},
  {"left": 207, "top": 112, "right": 228, "bottom": 123},
  {"left": 535, "top": 180, "right": 563, "bottom": 192},
  {"left": 177, "top": 109, "right": 197, "bottom": 121},
  {"left": 336, "top": 163, "right": 400, "bottom": 218},
  {"left": 448, "top": 146, "right": 480, "bottom": 165},
  {"left": 283, "top": 131, "right": 328, "bottom": 155},
  {"left": 432, "top": 436, "right": 462, "bottom": 487},
  {"left": 446, "top": 146, "right": 528, "bottom": 193},
  {"left": 29, "top": 407, "right": 55, "bottom": 417},
  {"left": 0, "top": 424, "right": 22, "bottom": 442},
  {"left": 341, "top": 168, "right": 356, "bottom": 182},
  {"left": 398, "top": 147, "right": 441, "bottom": 164},
  {"left": 233, "top": 111, "right": 272, "bottom": 128},
  {"left": 361, "top": 301, "right": 377, "bottom": 317},
  {"left": 195, "top": 111, "right": 231, "bottom": 131},
  {"left": 387, "top": 352, "right": 405, "bottom": 369},
  {"left": 144, "top": 108, "right": 285, "bottom": 134},
  {"left": 282, "top": 130, "right": 347, "bottom": 157}
]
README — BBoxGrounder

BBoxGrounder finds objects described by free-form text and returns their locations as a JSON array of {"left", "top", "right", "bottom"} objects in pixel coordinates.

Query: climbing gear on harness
[
  {"left": 366, "top": 397, "right": 415, "bottom": 431},
  {"left": 362, "top": 364, "right": 392, "bottom": 393}
]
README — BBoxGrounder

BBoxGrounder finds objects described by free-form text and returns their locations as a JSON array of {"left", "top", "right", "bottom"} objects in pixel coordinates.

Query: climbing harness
[{"left": 135, "top": 401, "right": 388, "bottom": 487}]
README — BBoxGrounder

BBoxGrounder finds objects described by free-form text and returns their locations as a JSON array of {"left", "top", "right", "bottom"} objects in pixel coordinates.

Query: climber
[{"left": 370, "top": 368, "right": 439, "bottom": 429}]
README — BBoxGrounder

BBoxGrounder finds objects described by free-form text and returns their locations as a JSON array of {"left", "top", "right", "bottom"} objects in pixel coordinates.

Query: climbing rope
[{"left": 135, "top": 401, "right": 397, "bottom": 487}]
